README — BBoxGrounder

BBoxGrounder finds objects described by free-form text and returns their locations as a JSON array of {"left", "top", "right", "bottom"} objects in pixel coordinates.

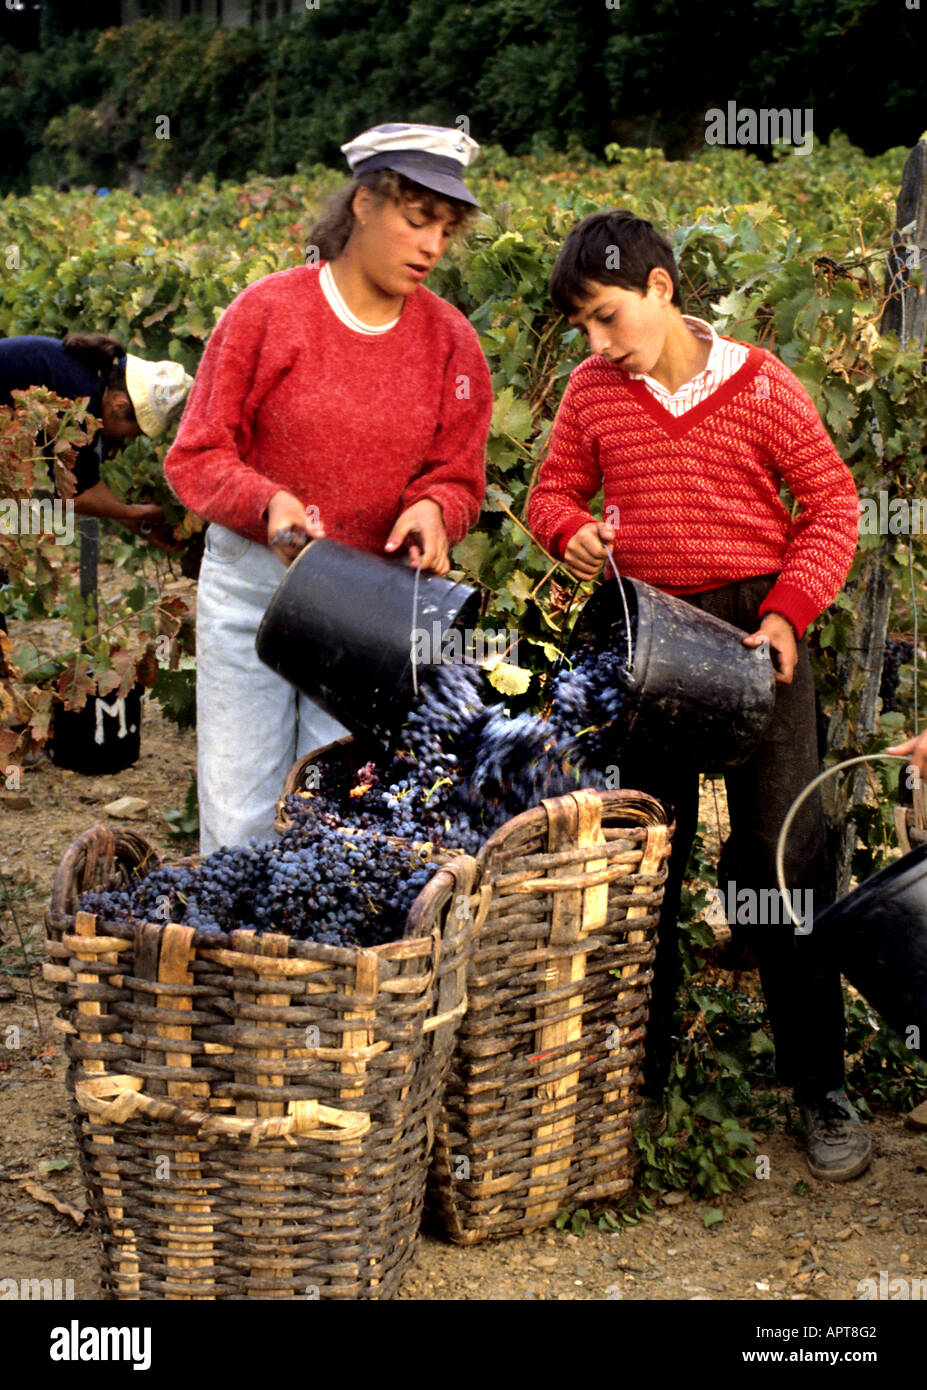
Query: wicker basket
[
  {"left": 45, "top": 825, "right": 487, "bottom": 1299},
  {"left": 426, "top": 787, "right": 672, "bottom": 1244}
]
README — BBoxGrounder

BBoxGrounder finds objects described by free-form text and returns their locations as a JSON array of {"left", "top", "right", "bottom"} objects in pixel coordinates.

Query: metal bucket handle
[
  {"left": 603, "top": 549, "right": 635, "bottom": 674},
  {"left": 547, "top": 545, "right": 636, "bottom": 702},
  {"left": 410, "top": 561, "right": 423, "bottom": 697},
  {"left": 775, "top": 753, "right": 911, "bottom": 929}
]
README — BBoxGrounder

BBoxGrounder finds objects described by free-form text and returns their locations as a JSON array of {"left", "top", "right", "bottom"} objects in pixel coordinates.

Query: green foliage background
[
  {"left": 3, "top": 137, "right": 926, "bottom": 746},
  {"left": 0, "top": 5, "right": 924, "bottom": 195}
]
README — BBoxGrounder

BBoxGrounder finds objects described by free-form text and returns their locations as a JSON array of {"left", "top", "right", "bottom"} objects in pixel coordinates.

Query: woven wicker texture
[
  {"left": 45, "top": 825, "right": 485, "bottom": 1299},
  {"left": 427, "top": 788, "right": 672, "bottom": 1244}
]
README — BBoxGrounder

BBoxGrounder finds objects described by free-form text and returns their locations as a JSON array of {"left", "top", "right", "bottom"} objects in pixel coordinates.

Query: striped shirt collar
[{"left": 628, "top": 315, "right": 723, "bottom": 394}]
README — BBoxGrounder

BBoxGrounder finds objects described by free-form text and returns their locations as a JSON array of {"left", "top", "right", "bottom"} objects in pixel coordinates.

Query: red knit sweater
[
  {"left": 527, "top": 343, "right": 859, "bottom": 638},
  {"left": 164, "top": 264, "right": 492, "bottom": 552}
]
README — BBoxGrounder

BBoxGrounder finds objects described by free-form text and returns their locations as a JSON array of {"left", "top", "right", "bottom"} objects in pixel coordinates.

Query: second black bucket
[
  {"left": 255, "top": 538, "right": 481, "bottom": 747},
  {"left": 812, "top": 842, "right": 927, "bottom": 1062},
  {"left": 49, "top": 684, "right": 143, "bottom": 775},
  {"left": 568, "top": 576, "right": 776, "bottom": 769}
]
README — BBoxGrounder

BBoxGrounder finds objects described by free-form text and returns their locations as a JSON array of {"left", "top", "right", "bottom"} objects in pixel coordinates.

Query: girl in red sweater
[
  {"left": 164, "top": 125, "right": 493, "bottom": 854},
  {"left": 528, "top": 209, "right": 868, "bottom": 1183}
]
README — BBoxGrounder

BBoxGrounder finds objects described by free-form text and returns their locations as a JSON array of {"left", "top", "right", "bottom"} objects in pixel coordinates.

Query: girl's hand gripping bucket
[{"left": 255, "top": 538, "right": 481, "bottom": 748}]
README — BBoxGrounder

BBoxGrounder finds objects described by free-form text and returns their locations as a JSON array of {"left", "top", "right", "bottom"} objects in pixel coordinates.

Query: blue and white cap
[{"left": 340, "top": 123, "right": 481, "bottom": 208}]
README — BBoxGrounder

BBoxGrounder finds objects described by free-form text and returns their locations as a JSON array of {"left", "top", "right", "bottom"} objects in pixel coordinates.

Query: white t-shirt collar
[{"left": 318, "top": 262, "right": 400, "bottom": 335}]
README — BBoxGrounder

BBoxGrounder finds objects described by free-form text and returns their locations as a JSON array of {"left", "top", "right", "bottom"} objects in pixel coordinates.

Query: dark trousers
[{"left": 621, "top": 574, "right": 845, "bottom": 1103}]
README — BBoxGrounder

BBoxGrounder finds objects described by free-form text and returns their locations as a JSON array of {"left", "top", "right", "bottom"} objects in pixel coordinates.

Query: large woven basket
[
  {"left": 426, "top": 787, "right": 672, "bottom": 1244},
  {"left": 45, "top": 825, "right": 487, "bottom": 1299}
]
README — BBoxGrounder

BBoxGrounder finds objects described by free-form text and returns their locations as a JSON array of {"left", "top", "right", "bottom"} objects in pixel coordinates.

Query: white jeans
[{"left": 196, "top": 524, "right": 351, "bottom": 853}]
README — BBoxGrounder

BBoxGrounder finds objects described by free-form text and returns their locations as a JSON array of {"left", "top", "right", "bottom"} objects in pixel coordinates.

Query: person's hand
[
  {"left": 886, "top": 730, "right": 927, "bottom": 786},
  {"left": 563, "top": 520, "right": 616, "bottom": 581},
  {"left": 385, "top": 499, "right": 449, "bottom": 574},
  {"left": 119, "top": 504, "right": 182, "bottom": 552},
  {"left": 266, "top": 490, "right": 325, "bottom": 565},
  {"left": 124, "top": 503, "right": 165, "bottom": 529},
  {"left": 742, "top": 612, "right": 797, "bottom": 684}
]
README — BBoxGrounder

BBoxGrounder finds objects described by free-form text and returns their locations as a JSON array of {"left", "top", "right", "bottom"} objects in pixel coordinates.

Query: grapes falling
[{"left": 78, "top": 612, "right": 636, "bottom": 947}]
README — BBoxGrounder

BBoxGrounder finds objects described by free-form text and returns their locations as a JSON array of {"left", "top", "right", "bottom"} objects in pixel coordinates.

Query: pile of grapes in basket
[{"left": 78, "top": 616, "right": 635, "bottom": 948}]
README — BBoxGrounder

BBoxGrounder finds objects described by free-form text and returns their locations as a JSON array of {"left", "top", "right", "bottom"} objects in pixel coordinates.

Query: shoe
[{"left": 794, "top": 1088, "right": 872, "bottom": 1181}]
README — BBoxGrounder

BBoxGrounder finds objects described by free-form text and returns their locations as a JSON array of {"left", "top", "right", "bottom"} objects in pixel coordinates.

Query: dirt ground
[{"left": 2, "top": 571, "right": 926, "bottom": 1303}]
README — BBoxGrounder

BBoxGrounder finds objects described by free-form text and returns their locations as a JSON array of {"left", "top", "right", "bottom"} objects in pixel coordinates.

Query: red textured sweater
[
  {"left": 164, "top": 264, "right": 492, "bottom": 552},
  {"left": 527, "top": 344, "right": 859, "bottom": 638}
]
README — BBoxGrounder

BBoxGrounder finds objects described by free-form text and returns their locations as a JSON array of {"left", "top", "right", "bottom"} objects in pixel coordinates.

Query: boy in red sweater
[{"left": 528, "top": 210, "right": 867, "bottom": 1181}]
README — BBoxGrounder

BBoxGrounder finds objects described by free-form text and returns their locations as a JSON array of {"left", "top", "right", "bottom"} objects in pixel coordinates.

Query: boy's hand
[
  {"left": 742, "top": 612, "right": 797, "bottom": 684},
  {"left": 563, "top": 521, "right": 616, "bottom": 581}
]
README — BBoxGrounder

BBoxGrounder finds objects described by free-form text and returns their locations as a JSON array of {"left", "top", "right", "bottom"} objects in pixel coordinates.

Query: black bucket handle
[
  {"left": 410, "top": 561, "right": 423, "bottom": 698},
  {"left": 775, "top": 753, "right": 911, "bottom": 929},
  {"left": 406, "top": 560, "right": 492, "bottom": 695},
  {"left": 603, "top": 549, "right": 635, "bottom": 674}
]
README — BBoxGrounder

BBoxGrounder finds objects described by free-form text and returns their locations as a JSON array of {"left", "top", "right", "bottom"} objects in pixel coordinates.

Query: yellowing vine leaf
[{"left": 486, "top": 661, "right": 532, "bottom": 696}]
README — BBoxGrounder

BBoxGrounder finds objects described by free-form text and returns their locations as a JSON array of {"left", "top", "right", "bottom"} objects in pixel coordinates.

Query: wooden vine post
[{"left": 823, "top": 137, "right": 927, "bottom": 892}]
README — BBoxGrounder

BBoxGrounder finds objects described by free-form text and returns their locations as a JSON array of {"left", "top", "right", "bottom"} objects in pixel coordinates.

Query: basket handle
[
  {"left": 74, "top": 1072, "right": 370, "bottom": 1149},
  {"left": 775, "top": 753, "right": 909, "bottom": 929}
]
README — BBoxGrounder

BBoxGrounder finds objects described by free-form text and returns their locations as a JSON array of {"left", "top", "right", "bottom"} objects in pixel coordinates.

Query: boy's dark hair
[{"left": 549, "top": 209, "right": 681, "bottom": 316}]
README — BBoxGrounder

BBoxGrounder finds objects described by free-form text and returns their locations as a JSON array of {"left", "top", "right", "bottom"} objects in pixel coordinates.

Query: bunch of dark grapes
[
  {"left": 79, "top": 814, "right": 439, "bottom": 948},
  {"left": 880, "top": 639, "right": 914, "bottom": 715},
  {"left": 548, "top": 611, "right": 635, "bottom": 767},
  {"left": 452, "top": 706, "right": 606, "bottom": 830},
  {"left": 78, "top": 620, "right": 637, "bottom": 946},
  {"left": 259, "top": 814, "right": 438, "bottom": 946}
]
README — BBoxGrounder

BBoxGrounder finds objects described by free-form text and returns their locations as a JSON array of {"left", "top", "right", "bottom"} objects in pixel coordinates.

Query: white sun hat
[
  {"left": 340, "top": 123, "right": 481, "bottom": 208},
  {"left": 124, "top": 356, "right": 194, "bottom": 439}
]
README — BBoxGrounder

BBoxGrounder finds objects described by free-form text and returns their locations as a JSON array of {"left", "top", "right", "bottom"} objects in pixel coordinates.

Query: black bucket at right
[
  {"left": 812, "top": 843, "right": 927, "bottom": 1061},
  {"left": 568, "top": 576, "right": 776, "bottom": 769}
]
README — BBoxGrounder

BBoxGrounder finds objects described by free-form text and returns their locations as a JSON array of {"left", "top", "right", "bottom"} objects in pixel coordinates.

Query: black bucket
[
  {"left": 50, "top": 685, "right": 143, "bottom": 775},
  {"left": 255, "top": 538, "right": 481, "bottom": 747},
  {"left": 568, "top": 576, "right": 776, "bottom": 769},
  {"left": 812, "top": 843, "right": 927, "bottom": 1062}
]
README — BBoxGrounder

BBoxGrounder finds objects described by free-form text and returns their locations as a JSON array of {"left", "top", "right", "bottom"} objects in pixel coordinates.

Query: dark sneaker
[{"left": 794, "top": 1088, "right": 872, "bottom": 1181}]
